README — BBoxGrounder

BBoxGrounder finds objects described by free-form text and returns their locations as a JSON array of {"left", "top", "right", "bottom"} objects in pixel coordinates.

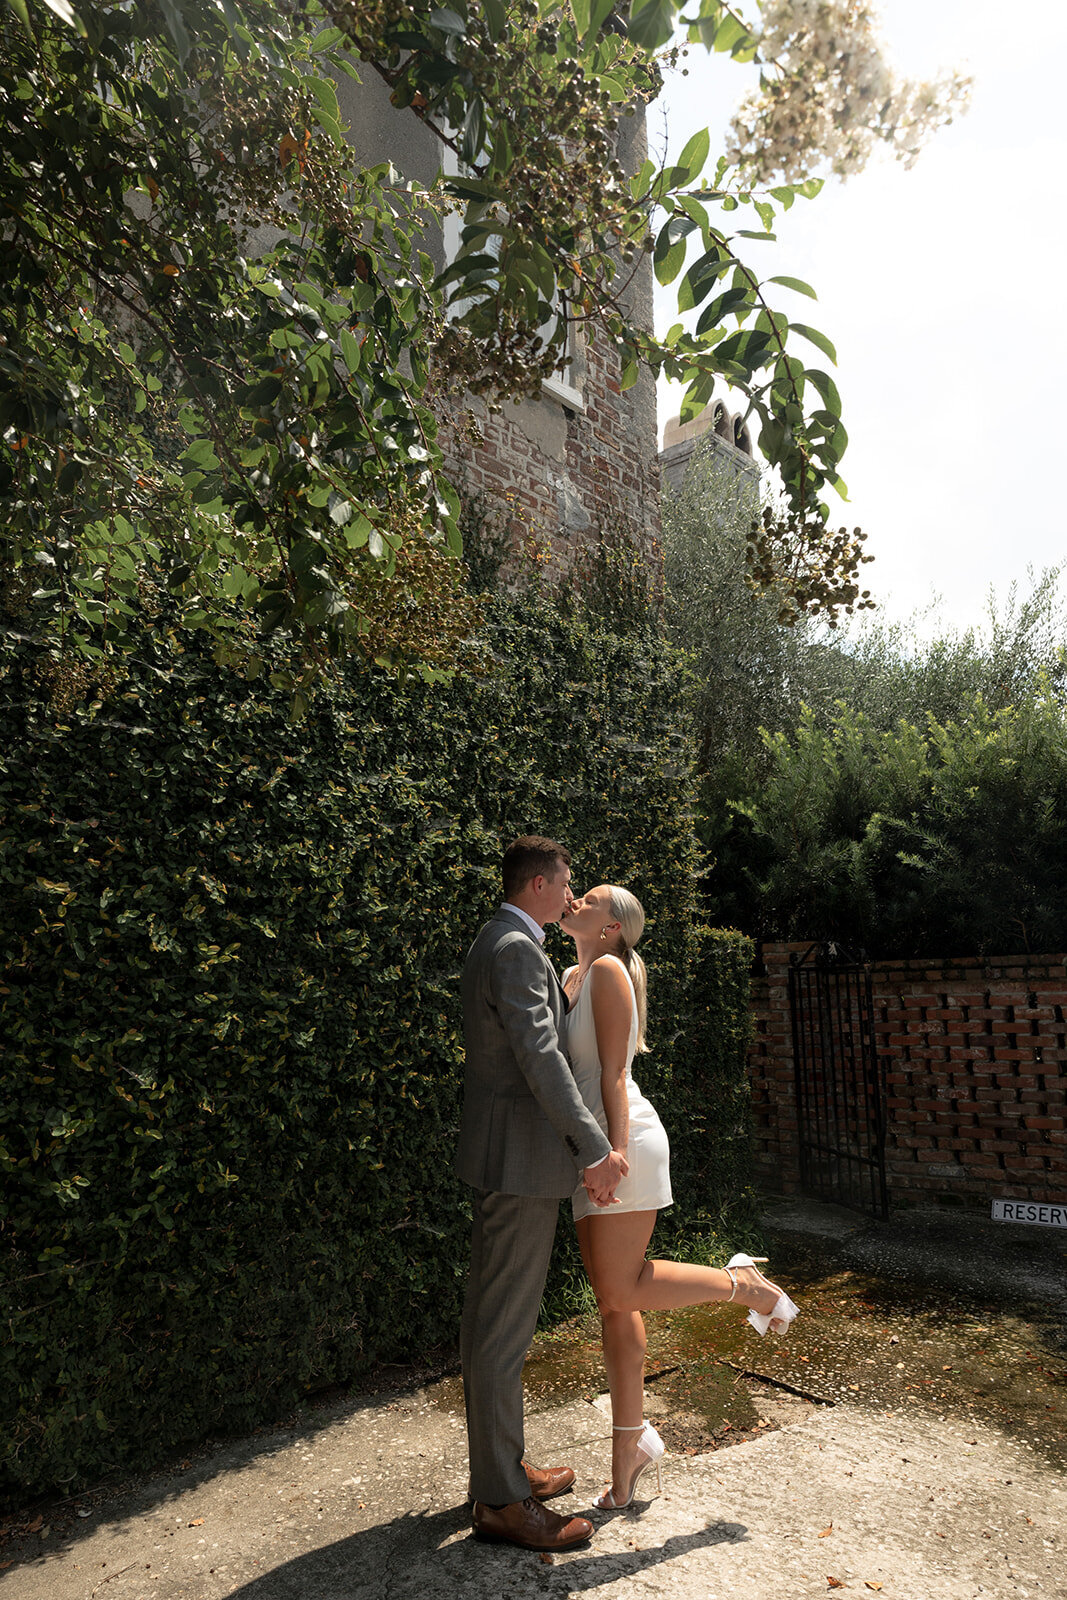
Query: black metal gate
[{"left": 788, "top": 942, "right": 888, "bottom": 1218}]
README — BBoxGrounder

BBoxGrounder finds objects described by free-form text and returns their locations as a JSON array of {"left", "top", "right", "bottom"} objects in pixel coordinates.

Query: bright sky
[{"left": 654, "top": 0, "right": 1067, "bottom": 635}]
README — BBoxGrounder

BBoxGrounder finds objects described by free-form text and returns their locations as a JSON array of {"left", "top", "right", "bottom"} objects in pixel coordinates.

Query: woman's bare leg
[
  {"left": 581, "top": 1219, "right": 783, "bottom": 1316},
  {"left": 576, "top": 1212, "right": 656, "bottom": 1500},
  {"left": 576, "top": 1212, "right": 790, "bottom": 1498}
]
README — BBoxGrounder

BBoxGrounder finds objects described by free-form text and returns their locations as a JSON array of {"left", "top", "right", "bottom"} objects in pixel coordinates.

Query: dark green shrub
[
  {"left": 717, "top": 695, "right": 1067, "bottom": 955},
  {"left": 0, "top": 587, "right": 752, "bottom": 1503}
]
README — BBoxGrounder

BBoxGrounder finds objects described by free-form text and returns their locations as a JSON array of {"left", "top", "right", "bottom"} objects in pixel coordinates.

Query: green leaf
[
  {"left": 182, "top": 438, "right": 219, "bottom": 470},
  {"left": 654, "top": 231, "right": 687, "bottom": 287},
  {"left": 805, "top": 367, "right": 842, "bottom": 413},
  {"left": 711, "top": 11, "right": 758, "bottom": 58},
  {"left": 627, "top": 0, "right": 675, "bottom": 50},
  {"left": 444, "top": 175, "right": 490, "bottom": 204},
  {"left": 714, "top": 328, "right": 775, "bottom": 371},
  {"left": 344, "top": 514, "right": 372, "bottom": 549},
  {"left": 339, "top": 328, "right": 362, "bottom": 375},
  {"left": 675, "top": 194, "right": 710, "bottom": 233},
  {"left": 307, "top": 75, "right": 341, "bottom": 123},
  {"left": 5, "top": 0, "right": 34, "bottom": 39},
  {"left": 677, "top": 246, "right": 733, "bottom": 313},
  {"left": 42, "top": 0, "right": 86, "bottom": 33},
  {"left": 791, "top": 323, "right": 838, "bottom": 364},
  {"left": 482, "top": 0, "right": 507, "bottom": 39},
  {"left": 767, "top": 275, "right": 818, "bottom": 300},
  {"left": 429, "top": 6, "right": 466, "bottom": 36},
  {"left": 310, "top": 105, "right": 343, "bottom": 145},
  {"left": 310, "top": 25, "right": 345, "bottom": 49},
  {"left": 239, "top": 376, "right": 284, "bottom": 409},
  {"left": 157, "top": 0, "right": 192, "bottom": 64},
  {"left": 695, "top": 284, "right": 752, "bottom": 337},
  {"left": 590, "top": 0, "right": 619, "bottom": 38},
  {"left": 674, "top": 127, "right": 710, "bottom": 185},
  {"left": 461, "top": 96, "right": 485, "bottom": 166}
]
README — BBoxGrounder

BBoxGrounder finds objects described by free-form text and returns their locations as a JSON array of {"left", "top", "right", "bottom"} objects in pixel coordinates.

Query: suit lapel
[{"left": 493, "top": 909, "right": 571, "bottom": 1014}]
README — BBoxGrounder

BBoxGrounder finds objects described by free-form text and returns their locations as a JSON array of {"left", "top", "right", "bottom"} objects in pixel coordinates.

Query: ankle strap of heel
[{"left": 612, "top": 1423, "right": 647, "bottom": 1431}]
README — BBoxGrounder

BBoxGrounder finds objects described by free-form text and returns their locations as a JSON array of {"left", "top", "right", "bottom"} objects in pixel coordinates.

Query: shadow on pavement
[{"left": 216, "top": 1502, "right": 749, "bottom": 1599}]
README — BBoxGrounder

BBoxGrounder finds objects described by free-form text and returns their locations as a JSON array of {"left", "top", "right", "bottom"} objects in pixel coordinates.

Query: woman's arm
[{"left": 590, "top": 956, "right": 634, "bottom": 1156}]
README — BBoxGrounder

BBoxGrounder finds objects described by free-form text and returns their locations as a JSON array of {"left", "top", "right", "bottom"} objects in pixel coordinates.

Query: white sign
[{"left": 991, "top": 1199, "right": 1067, "bottom": 1228}]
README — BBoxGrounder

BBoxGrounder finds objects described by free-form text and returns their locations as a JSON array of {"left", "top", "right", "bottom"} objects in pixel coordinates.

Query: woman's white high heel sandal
[
  {"left": 725, "top": 1253, "right": 800, "bottom": 1336},
  {"left": 593, "top": 1422, "right": 665, "bottom": 1509}
]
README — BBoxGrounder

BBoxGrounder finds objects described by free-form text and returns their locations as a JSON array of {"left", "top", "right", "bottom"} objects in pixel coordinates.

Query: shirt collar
[{"left": 501, "top": 901, "right": 545, "bottom": 944}]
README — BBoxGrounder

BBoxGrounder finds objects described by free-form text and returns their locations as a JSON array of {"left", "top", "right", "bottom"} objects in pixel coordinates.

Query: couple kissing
[{"left": 456, "top": 835, "right": 799, "bottom": 1552}]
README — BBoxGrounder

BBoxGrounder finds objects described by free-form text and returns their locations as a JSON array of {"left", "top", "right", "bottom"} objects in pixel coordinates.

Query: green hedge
[
  {"left": 711, "top": 697, "right": 1067, "bottom": 956},
  {"left": 0, "top": 589, "right": 752, "bottom": 1503}
]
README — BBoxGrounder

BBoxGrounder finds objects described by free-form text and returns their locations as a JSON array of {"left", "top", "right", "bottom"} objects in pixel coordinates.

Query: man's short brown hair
[{"left": 502, "top": 836, "right": 571, "bottom": 900}]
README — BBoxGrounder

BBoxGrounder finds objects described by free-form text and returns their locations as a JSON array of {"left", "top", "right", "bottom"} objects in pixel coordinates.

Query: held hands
[{"left": 582, "top": 1148, "right": 629, "bottom": 1208}]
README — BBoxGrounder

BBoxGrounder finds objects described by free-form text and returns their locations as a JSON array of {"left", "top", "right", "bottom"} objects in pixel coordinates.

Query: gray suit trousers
[{"left": 460, "top": 1188, "right": 560, "bottom": 1506}]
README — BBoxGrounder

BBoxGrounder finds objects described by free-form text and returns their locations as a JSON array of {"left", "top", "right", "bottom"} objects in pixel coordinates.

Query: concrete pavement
[{"left": 4, "top": 1200, "right": 1065, "bottom": 1600}]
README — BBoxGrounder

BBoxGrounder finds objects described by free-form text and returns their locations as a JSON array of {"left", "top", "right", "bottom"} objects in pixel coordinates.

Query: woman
[{"left": 561, "top": 883, "right": 799, "bottom": 1511}]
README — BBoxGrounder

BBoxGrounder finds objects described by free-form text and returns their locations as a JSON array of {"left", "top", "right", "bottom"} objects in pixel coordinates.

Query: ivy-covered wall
[{"left": 0, "top": 590, "right": 752, "bottom": 1503}]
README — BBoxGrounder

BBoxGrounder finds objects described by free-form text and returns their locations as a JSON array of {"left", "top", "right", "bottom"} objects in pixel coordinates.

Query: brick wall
[
  {"left": 749, "top": 942, "right": 1067, "bottom": 1211},
  {"left": 437, "top": 329, "right": 661, "bottom": 573},
  {"left": 435, "top": 107, "right": 661, "bottom": 576},
  {"left": 334, "top": 72, "right": 663, "bottom": 581}
]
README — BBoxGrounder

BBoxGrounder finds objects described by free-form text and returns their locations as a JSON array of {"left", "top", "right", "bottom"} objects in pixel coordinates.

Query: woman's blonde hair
[{"left": 607, "top": 886, "right": 649, "bottom": 1053}]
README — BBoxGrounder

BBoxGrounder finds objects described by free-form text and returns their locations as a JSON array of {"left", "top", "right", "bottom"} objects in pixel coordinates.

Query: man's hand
[{"left": 582, "top": 1149, "right": 629, "bottom": 1208}]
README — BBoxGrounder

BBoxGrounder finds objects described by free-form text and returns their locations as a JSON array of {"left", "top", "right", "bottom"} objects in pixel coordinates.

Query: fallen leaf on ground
[
  {"left": 819, "top": 1524, "right": 833, "bottom": 1537},
  {"left": 865, "top": 1584, "right": 883, "bottom": 1592},
  {"left": 538, "top": 1551, "right": 554, "bottom": 1565},
  {"left": 188, "top": 1519, "right": 204, "bottom": 1527},
  {"left": 827, "top": 1578, "right": 845, "bottom": 1590}
]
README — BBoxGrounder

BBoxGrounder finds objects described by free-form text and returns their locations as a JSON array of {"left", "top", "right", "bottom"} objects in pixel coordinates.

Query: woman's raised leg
[{"left": 580, "top": 1216, "right": 790, "bottom": 1321}]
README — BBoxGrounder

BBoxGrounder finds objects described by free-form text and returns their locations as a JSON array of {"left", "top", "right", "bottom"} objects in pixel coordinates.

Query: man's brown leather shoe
[
  {"left": 471, "top": 1496, "right": 593, "bottom": 1551},
  {"left": 524, "top": 1462, "right": 575, "bottom": 1500}
]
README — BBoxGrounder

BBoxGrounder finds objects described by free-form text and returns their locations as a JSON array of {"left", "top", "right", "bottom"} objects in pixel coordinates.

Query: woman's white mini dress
[{"left": 565, "top": 956, "right": 673, "bottom": 1222}]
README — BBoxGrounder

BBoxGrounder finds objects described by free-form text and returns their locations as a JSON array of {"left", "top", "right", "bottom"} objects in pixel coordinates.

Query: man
[{"left": 457, "top": 835, "right": 628, "bottom": 1551}]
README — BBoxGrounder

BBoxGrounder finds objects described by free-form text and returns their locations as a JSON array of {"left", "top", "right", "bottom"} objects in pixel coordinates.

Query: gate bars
[{"left": 788, "top": 942, "right": 889, "bottom": 1218}]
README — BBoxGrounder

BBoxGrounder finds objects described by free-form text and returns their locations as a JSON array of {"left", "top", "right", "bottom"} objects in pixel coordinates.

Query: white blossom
[{"left": 727, "top": 1, "right": 972, "bottom": 185}]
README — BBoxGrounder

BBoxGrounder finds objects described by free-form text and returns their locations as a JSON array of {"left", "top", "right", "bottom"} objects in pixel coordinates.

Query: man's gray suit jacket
[{"left": 456, "top": 908, "right": 611, "bottom": 1198}]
